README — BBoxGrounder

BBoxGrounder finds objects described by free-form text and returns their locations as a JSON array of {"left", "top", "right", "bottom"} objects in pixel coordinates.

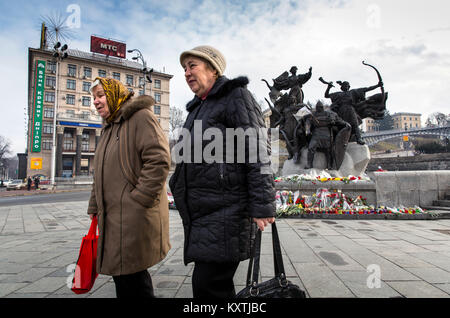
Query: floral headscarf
[{"left": 92, "top": 77, "right": 134, "bottom": 123}]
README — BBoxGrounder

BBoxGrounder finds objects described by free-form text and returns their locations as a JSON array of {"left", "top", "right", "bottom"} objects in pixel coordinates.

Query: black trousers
[
  {"left": 192, "top": 261, "right": 240, "bottom": 298},
  {"left": 112, "top": 270, "right": 155, "bottom": 298}
]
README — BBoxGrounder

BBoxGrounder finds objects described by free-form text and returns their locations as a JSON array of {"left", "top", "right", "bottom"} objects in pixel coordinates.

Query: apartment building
[
  {"left": 392, "top": 112, "right": 422, "bottom": 130},
  {"left": 27, "top": 45, "right": 172, "bottom": 178}
]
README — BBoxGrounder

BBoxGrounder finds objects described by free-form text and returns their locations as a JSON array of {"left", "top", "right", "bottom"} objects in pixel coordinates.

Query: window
[
  {"left": 154, "top": 105, "right": 161, "bottom": 115},
  {"left": 82, "top": 81, "right": 91, "bottom": 92},
  {"left": 68, "top": 64, "right": 77, "bottom": 77},
  {"left": 82, "top": 96, "right": 91, "bottom": 106},
  {"left": 82, "top": 140, "right": 90, "bottom": 151},
  {"left": 45, "top": 91, "right": 55, "bottom": 103},
  {"left": 113, "top": 72, "right": 121, "bottom": 80},
  {"left": 64, "top": 139, "right": 74, "bottom": 151},
  {"left": 126, "top": 75, "right": 133, "bottom": 86},
  {"left": 44, "top": 107, "right": 54, "bottom": 118},
  {"left": 64, "top": 131, "right": 73, "bottom": 138},
  {"left": 154, "top": 79, "right": 161, "bottom": 89},
  {"left": 67, "top": 79, "right": 76, "bottom": 90},
  {"left": 154, "top": 93, "right": 161, "bottom": 103},
  {"left": 82, "top": 132, "right": 90, "bottom": 140},
  {"left": 46, "top": 76, "right": 56, "bottom": 87},
  {"left": 42, "top": 139, "right": 52, "bottom": 150},
  {"left": 66, "top": 110, "right": 75, "bottom": 117},
  {"left": 139, "top": 89, "right": 144, "bottom": 96},
  {"left": 47, "top": 61, "right": 56, "bottom": 73},
  {"left": 81, "top": 111, "right": 90, "bottom": 119},
  {"left": 84, "top": 67, "right": 92, "bottom": 78},
  {"left": 139, "top": 77, "right": 145, "bottom": 86},
  {"left": 66, "top": 94, "right": 75, "bottom": 105},
  {"left": 43, "top": 122, "right": 53, "bottom": 134},
  {"left": 98, "top": 69, "right": 106, "bottom": 78}
]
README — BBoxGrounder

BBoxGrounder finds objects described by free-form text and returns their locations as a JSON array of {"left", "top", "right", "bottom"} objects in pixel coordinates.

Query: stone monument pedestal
[{"left": 282, "top": 142, "right": 371, "bottom": 178}]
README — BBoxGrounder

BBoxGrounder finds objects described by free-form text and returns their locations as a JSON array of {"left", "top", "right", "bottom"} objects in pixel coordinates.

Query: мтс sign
[{"left": 90, "top": 35, "right": 126, "bottom": 58}]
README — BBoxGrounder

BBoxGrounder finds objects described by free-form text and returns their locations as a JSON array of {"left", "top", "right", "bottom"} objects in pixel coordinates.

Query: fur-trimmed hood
[
  {"left": 104, "top": 95, "right": 155, "bottom": 126},
  {"left": 186, "top": 76, "right": 249, "bottom": 112}
]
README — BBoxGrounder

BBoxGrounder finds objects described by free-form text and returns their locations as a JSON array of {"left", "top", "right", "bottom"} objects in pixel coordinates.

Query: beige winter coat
[{"left": 87, "top": 95, "right": 171, "bottom": 276}]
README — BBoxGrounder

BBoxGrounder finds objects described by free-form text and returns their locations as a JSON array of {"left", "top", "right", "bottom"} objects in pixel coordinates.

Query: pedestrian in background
[
  {"left": 169, "top": 45, "right": 276, "bottom": 298},
  {"left": 27, "top": 176, "right": 32, "bottom": 191},
  {"left": 88, "top": 77, "right": 171, "bottom": 298},
  {"left": 34, "top": 176, "right": 40, "bottom": 190}
]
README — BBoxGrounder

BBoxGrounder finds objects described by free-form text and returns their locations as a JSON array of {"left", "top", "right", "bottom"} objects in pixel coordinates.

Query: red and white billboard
[{"left": 90, "top": 35, "right": 126, "bottom": 58}]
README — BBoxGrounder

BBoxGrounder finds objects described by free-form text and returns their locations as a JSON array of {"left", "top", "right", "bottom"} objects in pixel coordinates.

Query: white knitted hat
[{"left": 180, "top": 45, "right": 226, "bottom": 76}]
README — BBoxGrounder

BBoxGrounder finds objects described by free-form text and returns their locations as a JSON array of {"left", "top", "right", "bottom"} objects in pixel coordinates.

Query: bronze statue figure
[
  {"left": 320, "top": 61, "right": 387, "bottom": 145},
  {"left": 264, "top": 66, "right": 313, "bottom": 161},
  {"left": 262, "top": 66, "right": 312, "bottom": 104},
  {"left": 304, "top": 101, "right": 351, "bottom": 170}
]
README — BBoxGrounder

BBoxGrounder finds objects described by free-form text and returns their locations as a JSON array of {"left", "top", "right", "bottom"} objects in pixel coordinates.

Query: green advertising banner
[{"left": 31, "top": 60, "right": 46, "bottom": 152}]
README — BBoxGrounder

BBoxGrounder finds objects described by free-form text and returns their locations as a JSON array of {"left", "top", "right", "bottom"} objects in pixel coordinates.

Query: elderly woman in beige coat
[{"left": 88, "top": 77, "right": 171, "bottom": 298}]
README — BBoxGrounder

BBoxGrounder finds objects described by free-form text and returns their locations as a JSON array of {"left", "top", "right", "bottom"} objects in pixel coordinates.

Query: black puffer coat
[{"left": 169, "top": 76, "right": 276, "bottom": 265}]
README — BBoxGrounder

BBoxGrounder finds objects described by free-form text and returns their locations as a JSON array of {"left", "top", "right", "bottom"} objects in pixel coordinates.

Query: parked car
[
  {"left": 6, "top": 179, "right": 26, "bottom": 191},
  {"left": 167, "top": 192, "right": 176, "bottom": 209},
  {"left": 1, "top": 179, "right": 12, "bottom": 187}
]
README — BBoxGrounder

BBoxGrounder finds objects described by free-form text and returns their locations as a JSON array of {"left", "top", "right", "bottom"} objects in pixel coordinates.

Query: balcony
[
  {"left": 57, "top": 111, "right": 102, "bottom": 124},
  {"left": 62, "top": 146, "right": 96, "bottom": 154}
]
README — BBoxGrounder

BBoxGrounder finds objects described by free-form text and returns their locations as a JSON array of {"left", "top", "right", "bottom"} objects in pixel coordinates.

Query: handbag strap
[
  {"left": 87, "top": 215, "right": 98, "bottom": 238},
  {"left": 245, "top": 221, "right": 287, "bottom": 287},
  {"left": 271, "top": 222, "right": 286, "bottom": 278},
  {"left": 246, "top": 225, "right": 262, "bottom": 286}
]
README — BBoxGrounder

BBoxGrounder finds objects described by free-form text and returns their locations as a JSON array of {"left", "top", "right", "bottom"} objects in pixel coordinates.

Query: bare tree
[
  {"left": 426, "top": 112, "right": 448, "bottom": 127},
  {"left": 169, "top": 106, "right": 186, "bottom": 141},
  {"left": 0, "top": 136, "right": 12, "bottom": 180},
  {"left": 0, "top": 136, "right": 11, "bottom": 162}
]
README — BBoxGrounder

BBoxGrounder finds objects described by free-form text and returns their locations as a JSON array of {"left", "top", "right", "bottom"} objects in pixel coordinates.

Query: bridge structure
[{"left": 362, "top": 125, "right": 450, "bottom": 146}]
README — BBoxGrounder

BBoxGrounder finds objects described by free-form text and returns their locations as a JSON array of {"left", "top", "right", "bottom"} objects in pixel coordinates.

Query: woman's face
[
  {"left": 92, "top": 85, "right": 110, "bottom": 119},
  {"left": 183, "top": 56, "right": 217, "bottom": 97}
]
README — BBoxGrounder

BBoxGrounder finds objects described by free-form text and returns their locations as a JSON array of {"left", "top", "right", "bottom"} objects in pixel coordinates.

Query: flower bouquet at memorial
[{"left": 274, "top": 189, "right": 429, "bottom": 217}]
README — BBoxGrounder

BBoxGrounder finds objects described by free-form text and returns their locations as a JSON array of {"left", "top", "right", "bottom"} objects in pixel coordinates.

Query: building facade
[
  {"left": 361, "top": 118, "right": 378, "bottom": 132},
  {"left": 27, "top": 46, "right": 172, "bottom": 179},
  {"left": 392, "top": 112, "right": 422, "bottom": 130}
]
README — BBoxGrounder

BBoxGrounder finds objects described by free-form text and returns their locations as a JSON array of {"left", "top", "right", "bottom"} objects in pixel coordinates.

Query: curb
[
  {"left": 0, "top": 188, "right": 91, "bottom": 198},
  {"left": 277, "top": 211, "right": 450, "bottom": 220}
]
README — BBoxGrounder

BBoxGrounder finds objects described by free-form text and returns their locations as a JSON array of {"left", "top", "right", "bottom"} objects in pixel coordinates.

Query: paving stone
[
  {"left": 15, "top": 277, "right": 67, "bottom": 293},
  {"left": 0, "top": 283, "right": 29, "bottom": 297},
  {"left": 404, "top": 267, "right": 450, "bottom": 284},
  {"left": 387, "top": 281, "right": 450, "bottom": 298},
  {"left": 383, "top": 254, "right": 435, "bottom": 268},
  {"left": 292, "top": 262, "right": 354, "bottom": 298},
  {"left": 334, "top": 270, "right": 401, "bottom": 298},
  {"left": 0, "top": 267, "right": 58, "bottom": 283},
  {"left": 174, "top": 284, "right": 193, "bottom": 298},
  {"left": 87, "top": 282, "right": 116, "bottom": 298},
  {"left": 151, "top": 275, "right": 186, "bottom": 290}
]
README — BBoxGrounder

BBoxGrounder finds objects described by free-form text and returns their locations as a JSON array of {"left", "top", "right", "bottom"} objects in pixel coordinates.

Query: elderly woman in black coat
[{"left": 169, "top": 45, "right": 276, "bottom": 298}]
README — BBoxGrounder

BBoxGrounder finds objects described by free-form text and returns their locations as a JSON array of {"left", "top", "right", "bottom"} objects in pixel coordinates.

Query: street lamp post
[
  {"left": 127, "top": 49, "right": 153, "bottom": 96},
  {"left": 50, "top": 42, "right": 68, "bottom": 189}
]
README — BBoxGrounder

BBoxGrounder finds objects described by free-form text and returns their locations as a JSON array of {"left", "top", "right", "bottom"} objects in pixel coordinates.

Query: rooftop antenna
[{"left": 40, "top": 11, "right": 75, "bottom": 49}]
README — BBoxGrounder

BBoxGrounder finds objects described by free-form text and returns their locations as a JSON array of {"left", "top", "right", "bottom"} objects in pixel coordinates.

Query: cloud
[{"left": 1, "top": 0, "right": 450, "bottom": 155}]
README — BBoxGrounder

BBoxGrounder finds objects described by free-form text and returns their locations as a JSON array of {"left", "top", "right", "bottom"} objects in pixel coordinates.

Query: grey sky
[{"left": 1, "top": 0, "right": 449, "bottom": 155}]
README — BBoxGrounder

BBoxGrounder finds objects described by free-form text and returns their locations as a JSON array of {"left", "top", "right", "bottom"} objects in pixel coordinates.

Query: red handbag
[{"left": 71, "top": 215, "right": 99, "bottom": 294}]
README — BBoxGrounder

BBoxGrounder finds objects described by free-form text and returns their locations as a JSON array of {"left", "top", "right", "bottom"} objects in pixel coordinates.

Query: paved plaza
[{"left": 1, "top": 199, "right": 450, "bottom": 298}]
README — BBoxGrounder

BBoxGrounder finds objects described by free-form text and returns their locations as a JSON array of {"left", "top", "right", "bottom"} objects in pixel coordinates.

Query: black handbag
[{"left": 236, "top": 222, "right": 306, "bottom": 298}]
